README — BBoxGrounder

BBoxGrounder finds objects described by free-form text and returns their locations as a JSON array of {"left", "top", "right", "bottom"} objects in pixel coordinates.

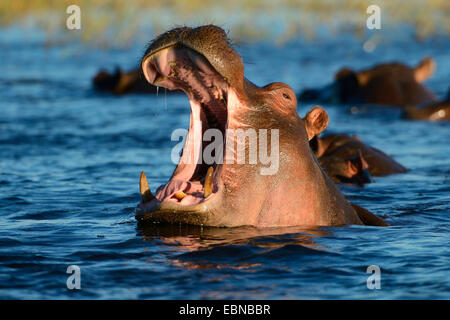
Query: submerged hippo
[
  {"left": 403, "top": 87, "right": 450, "bottom": 121},
  {"left": 135, "top": 25, "right": 387, "bottom": 227},
  {"left": 403, "top": 100, "right": 450, "bottom": 121},
  {"left": 93, "top": 67, "right": 181, "bottom": 94},
  {"left": 298, "top": 58, "right": 437, "bottom": 107},
  {"left": 317, "top": 149, "right": 372, "bottom": 186},
  {"left": 310, "top": 133, "right": 407, "bottom": 184}
]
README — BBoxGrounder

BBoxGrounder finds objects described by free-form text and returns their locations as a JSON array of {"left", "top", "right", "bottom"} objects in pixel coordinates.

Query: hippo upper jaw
[{"left": 137, "top": 42, "right": 235, "bottom": 224}]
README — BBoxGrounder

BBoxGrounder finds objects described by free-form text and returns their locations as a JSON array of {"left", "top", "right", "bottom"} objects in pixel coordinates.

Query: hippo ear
[
  {"left": 414, "top": 57, "right": 436, "bottom": 83},
  {"left": 356, "top": 71, "right": 370, "bottom": 86},
  {"left": 349, "top": 150, "right": 369, "bottom": 173},
  {"left": 304, "top": 106, "right": 329, "bottom": 140}
]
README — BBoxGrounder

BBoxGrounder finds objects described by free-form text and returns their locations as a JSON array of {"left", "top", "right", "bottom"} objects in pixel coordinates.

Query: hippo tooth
[
  {"left": 139, "top": 171, "right": 155, "bottom": 203},
  {"left": 216, "top": 88, "right": 223, "bottom": 100},
  {"left": 203, "top": 166, "right": 214, "bottom": 198},
  {"left": 174, "top": 191, "right": 187, "bottom": 200}
]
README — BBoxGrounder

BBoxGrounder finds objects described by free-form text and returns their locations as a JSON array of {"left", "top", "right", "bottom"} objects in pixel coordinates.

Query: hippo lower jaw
[{"left": 136, "top": 44, "right": 232, "bottom": 224}]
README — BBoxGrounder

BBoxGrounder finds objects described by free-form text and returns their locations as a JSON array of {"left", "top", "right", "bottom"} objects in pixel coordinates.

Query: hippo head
[
  {"left": 299, "top": 57, "right": 437, "bottom": 106},
  {"left": 318, "top": 150, "right": 372, "bottom": 186},
  {"left": 136, "top": 25, "right": 362, "bottom": 227}
]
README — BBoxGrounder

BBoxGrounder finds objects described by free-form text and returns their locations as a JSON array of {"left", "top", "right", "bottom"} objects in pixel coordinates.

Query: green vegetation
[{"left": 1, "top": 0, "right": 449, "bottom": 46}]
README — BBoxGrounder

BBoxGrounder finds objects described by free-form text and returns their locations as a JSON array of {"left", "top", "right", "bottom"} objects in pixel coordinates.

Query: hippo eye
[{"left": 282, "top": 93, "right": 291, "bottom": 100}]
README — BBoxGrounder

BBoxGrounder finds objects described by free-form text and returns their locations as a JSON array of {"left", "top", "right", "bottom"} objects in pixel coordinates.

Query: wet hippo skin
[
  {"left": 299, "top": 57, "right": 437, "bottom": 107},
  {"left": 134, "top": 25, "right": 388, "bottom": 227}
]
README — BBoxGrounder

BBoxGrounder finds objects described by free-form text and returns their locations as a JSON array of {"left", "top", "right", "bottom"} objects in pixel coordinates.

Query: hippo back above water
[
  {"left": 93, "top": 67, "right": 182, "bottom": 95},
  {"left": 299, "top": 57, "right": 437, "bottom": 107}
]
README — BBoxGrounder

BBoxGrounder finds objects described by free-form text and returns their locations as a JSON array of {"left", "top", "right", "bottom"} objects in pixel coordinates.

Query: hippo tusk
[
  {"left": 140, "top": 171, "right": 155, "bottom": 203},
  {"left": 203, "top": 166, "right": 214, "bottom": 198}
]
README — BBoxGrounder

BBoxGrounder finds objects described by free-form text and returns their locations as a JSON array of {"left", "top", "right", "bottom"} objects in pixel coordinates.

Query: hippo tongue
[
  {"left": 155, "top": 179, "right": 205, "bottom": 205},
  {"left": 155, "top": 180, "right": 189, "bottom": 200}
]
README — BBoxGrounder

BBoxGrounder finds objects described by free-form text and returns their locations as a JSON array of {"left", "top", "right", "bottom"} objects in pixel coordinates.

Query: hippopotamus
[
  {"left": 317, "top": 149, "right": 372, "bottom": 186},
  {"left": 310, "top": 133, "right": 407, "bottom": 184},
  {"left": 93, "top": 67, "right": 181, "bottom": 94},
  {"left": 298, "top": 57, "right": 437, "bottom": 107},
  {"left": 403, "top": 87, "right": 450, "bottom": 121},
  {"left": 134, "top": 25, "right": 387, "bottom": 227},
  {"left": 403, "top": 101, "right": 450, "bottom": 121}
]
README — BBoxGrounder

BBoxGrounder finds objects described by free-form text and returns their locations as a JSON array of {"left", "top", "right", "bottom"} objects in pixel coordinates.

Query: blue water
[{"left": 1, "top": 26, "right": 449, "bottom": 299}]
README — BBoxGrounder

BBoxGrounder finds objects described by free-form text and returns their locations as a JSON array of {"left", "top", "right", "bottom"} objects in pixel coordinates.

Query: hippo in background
[
  {"left": 92, "top": 67, "right": 181, "bottom": 95},
  {"left": 403, "top": 86, "right": 450, "bottom": 121},
  {"left": 310, "top": 133, "right": 407, "bottom": 186},
  {"left": 317, "top": 149, "right": 372, "bottom": 186},
  {"left": 298, "top": 57, "right": 437, "bottom": 107}
]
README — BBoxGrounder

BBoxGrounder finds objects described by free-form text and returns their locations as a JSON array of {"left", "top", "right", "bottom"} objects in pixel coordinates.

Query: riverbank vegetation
[{"left": 1, "top": 0, "right": 448, "bottom": 46}]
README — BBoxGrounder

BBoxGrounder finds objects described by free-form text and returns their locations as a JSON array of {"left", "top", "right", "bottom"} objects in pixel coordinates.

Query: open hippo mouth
[{"left": 136, "top": 42, "right": 232, "bottom": 220}]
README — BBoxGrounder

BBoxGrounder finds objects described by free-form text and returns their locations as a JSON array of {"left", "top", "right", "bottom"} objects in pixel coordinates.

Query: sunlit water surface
[{"left": 0, "top": 26, "right": 449, "bottom": 299}]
